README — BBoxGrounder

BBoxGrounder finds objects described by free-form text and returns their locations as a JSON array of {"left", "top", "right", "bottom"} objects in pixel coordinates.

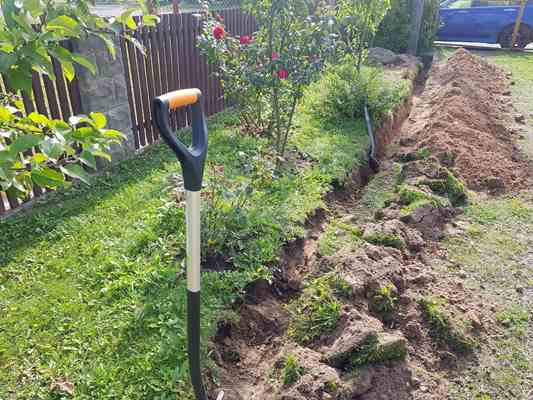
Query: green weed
[
  {"left": 369, "top": 284, "right": 398, "bottom": 316},
  {"left": 280, "top": 354, "right": 305, "bottom": 386},
  {"left": 287, "top": 277, "right": 342, "bottom": 345},
  {"left": 420, "top": 168, "right": 468, "bottom": 206},
  {"left": 318, "top": 219, "right": 363, "bottom": 256}
]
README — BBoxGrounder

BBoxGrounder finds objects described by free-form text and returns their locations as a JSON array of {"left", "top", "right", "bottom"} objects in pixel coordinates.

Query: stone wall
[{"left": 73, "top": 36, "right": 136, "bottom": 162}]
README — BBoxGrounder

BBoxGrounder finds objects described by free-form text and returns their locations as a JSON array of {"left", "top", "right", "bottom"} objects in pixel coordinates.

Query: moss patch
[{"left": 419, "top": 297, "right": 475, "bottom": 353}]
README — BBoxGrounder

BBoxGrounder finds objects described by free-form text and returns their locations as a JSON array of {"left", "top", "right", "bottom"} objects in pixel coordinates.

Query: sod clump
[
  {"left": 419, "top": 297, "right": 476, "bottom": 353},
  {"left": 287, "top": 277, "right": 342, "bottom": 345},
  {"left": 363, "top": 231, "right": 405, "bottom": 249},
  {"left": 348, "top": 332, "right": 407, "bottom": 368},
  {"left": 397, "top": 184, "right": 451, "bottom": 217},
  {"left": 419, "top": 167, "right": 468, "bottom": 207}
]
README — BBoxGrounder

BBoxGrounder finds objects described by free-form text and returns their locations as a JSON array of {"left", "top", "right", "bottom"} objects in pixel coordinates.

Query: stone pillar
[{"left": 73, "top": 36, "right": 136, "bottom": 162}]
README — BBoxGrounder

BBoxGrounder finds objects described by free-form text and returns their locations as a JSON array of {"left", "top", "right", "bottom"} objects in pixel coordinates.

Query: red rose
[
  {"left": 216, "top": 14, "right": 224, "bottom": 22},
  {"left": 272, "top": 51, "right": 279, "bottom": 60},
  {"left": 278, "top": 68, "right": 288, "bottom": 79},
  {"left": 213, "top": 25, "right": 225, "bottom": 40},
  {"left": 240, "top": 35, "right": 252, "bottom": 45}
]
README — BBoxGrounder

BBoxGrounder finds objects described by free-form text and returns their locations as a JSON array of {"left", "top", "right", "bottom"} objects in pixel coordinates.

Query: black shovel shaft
[{"left": 188, "top": 290, "right": 207, "bottom": 400}]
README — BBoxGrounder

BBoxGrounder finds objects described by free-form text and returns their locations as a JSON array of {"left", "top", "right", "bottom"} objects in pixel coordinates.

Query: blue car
[{"left": 438, "top": 0, "right": 533, "bottom": 48}]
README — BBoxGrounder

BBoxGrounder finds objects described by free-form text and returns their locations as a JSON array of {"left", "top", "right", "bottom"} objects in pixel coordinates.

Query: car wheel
[{"left": 499, "top": 25, "right": 531, "bottom": 49}]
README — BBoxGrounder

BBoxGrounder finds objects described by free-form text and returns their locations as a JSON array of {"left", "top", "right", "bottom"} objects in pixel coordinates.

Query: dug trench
[{"left": 207, "top": 49, "right": 532, "bottom": 400}]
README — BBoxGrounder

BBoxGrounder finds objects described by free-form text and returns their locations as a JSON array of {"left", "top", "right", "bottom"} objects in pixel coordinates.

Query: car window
[
  {"left": 472, "top": 0, "right": 531, "bottom": 6},
  {"left": 446, "top": 0, "right": 531, "bottom": 7}
]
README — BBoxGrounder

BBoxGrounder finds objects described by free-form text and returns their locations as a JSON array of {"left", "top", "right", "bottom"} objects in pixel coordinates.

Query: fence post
[
  {"left": 408, "top": 0, "right": 425, "bottom": 55},
  {"left": 72, "top": 36, "right": 137, "bottom": 162}
]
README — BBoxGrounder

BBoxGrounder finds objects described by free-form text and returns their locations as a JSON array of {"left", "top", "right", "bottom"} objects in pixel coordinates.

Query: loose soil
[
  {"left": 208, "top": 50, "right": 530, "bottom": 400},
  {"left": 397, "top": 48, "right": 532, "bottom": 193}
]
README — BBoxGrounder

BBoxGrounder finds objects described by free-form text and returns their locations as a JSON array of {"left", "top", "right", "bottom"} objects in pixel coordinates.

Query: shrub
[
  {"left": 0, "top": 0, "right": 157, "bottom": 199},
  {"left": 336, "top": 0, "right": 391, "bottom": 68},
  {"left": 198, "top": 0, "right": 335, "bottom": 159},
  {"left": 374, "top": 0, "right": 440, "bottom": 54},
  {"left": 303, "top": 60, "right": 409, "bottom": 124}
]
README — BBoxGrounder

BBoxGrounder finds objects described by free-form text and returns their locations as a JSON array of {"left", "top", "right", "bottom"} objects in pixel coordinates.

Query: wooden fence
[
  {"left": 0, "top": 40, "right": 82, "bottom": 215},
  {"left": 1, "top": 9, "right": 254, "bottom": 216},
  {"left": 121, "top": 9, "right": 256, "bottom": 149}
]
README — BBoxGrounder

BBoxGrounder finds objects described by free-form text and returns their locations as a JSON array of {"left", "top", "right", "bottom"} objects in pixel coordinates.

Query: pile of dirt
[{"left": 398, "top": 48, "right": 531, "bottom": 192}]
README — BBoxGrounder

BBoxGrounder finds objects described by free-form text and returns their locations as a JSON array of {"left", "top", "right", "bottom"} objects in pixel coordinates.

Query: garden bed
[{"left": 0, "top": 58, "right": 418, "bottom": 399}]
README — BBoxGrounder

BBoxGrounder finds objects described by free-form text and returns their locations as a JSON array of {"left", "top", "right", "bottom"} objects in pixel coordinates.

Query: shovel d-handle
[
  {"left": 152, "top": 88, "right": 208, "bottom": 192},
  {"left": 152, "top": 88, "right": 215, "bottom": 400}
]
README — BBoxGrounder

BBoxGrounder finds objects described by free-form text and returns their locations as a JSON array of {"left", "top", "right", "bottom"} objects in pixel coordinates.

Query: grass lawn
[
  {"left": 435, "top": 48, "right": 533, "bottom": 400},
  {"left": 0, "top": 89, "right": 375, "bottom": 397}
]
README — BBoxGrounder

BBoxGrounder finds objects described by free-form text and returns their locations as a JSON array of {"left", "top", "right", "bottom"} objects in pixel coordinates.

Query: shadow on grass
[{"left": 0, "top": 144, "right": 179, "bottom": 268}]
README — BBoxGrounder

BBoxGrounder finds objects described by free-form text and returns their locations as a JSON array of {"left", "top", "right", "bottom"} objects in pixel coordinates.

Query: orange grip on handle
[{"left": 160, "top": 88, "right": 201, "bottom": 110}]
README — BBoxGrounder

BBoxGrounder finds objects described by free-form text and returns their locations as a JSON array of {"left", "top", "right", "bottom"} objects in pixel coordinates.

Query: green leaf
[
  {"left": 71, "top": 54, "right": 97, "bottom": 75},
  {"left": 6, "top": 66, "right": 33, "bottom": 93},
  {"left": 79, "top": 150, "right": 96, "bottom": 169},
  {"left": 32, "top": 153, "right": 48, "bottom": 164},
  {"left": 10, "top": 134, "right": 41, "bottom": 153},
  {"left": 142, "top": 15, "right": 160, "bottom": 27},
  {"left": 91, "top": 150, "right": 112, "bottom": 162},
  {"left": 0, "top": 43, "right": 15, "bottom": 53},
  {"left": 90, "top": 112, "right": 107, "bottom": 129},
  {"left": 126, "top": 16, "right": 137, "bottom": 30},
  {"left": 40, "top": 139, "right": 64, "bottom": 160},
  {"left": 23, "top": 0, "right": 44, "bottom": 17},
  {"left": 102, "top": 129, "right": 125, "bottom": 140},
  {"left": 0, "top": 150, "right": 15, "bottom": 163},
  {"left": 0, "top": 106, "right": 14, "bottom": 121},
  {"left": 96, "top": 33, "right": 116, "bottom": 59},
  {"left": 46, "top": 16, "right": 81, "bottom": 37},
  {"left": 60, "top": 164, "right": 90, "bottom": 184},
  {"left": 31, "top": 167, "right": 65, "bottom": 189},
  {"left": 28, "top": 112, "right": 49, "bottom": 125},
  {"left": 62, "top": 61, "right": 75, "bottom": 81}
]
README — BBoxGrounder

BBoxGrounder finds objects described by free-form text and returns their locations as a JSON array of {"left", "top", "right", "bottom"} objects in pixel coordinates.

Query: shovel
[{"left": 153, "top": 89, "right": 224, "bottom": 400}]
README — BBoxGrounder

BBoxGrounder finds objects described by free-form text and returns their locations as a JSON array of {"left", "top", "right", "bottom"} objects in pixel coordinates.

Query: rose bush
[{"left": 198, "top": 0, "right": 337, "bottom": 160}]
